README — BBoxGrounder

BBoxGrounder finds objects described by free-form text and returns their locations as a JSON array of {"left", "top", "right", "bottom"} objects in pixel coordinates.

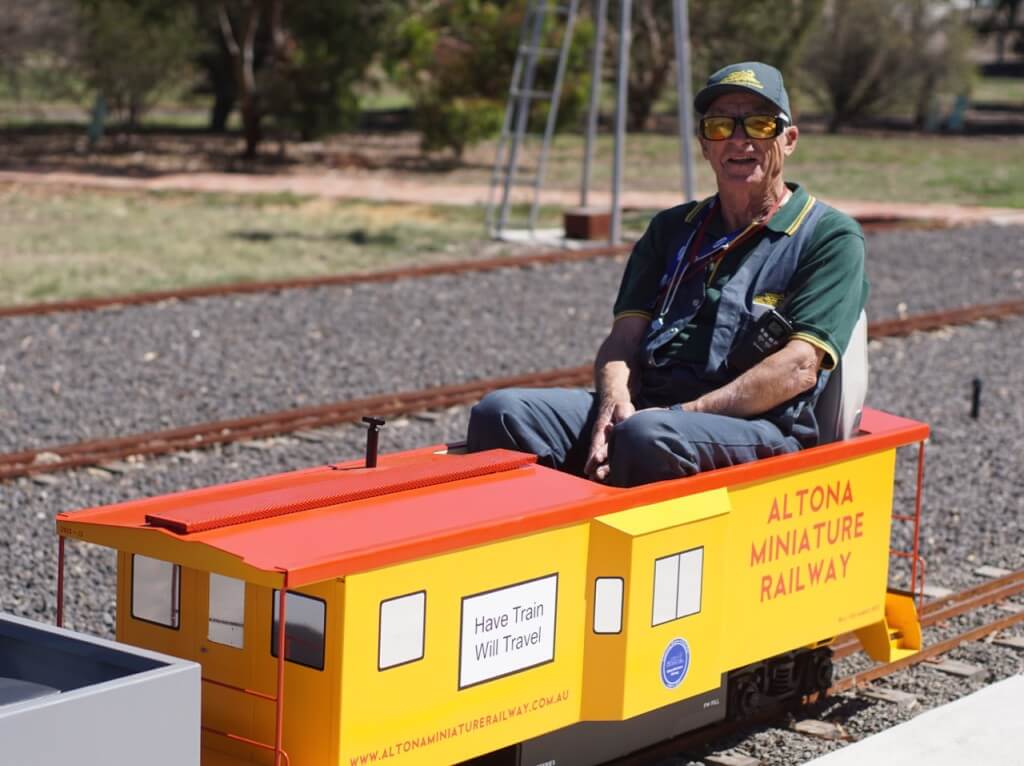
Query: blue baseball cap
[{"left": 694, "top": 62, "right": 791, "bottom": 121}]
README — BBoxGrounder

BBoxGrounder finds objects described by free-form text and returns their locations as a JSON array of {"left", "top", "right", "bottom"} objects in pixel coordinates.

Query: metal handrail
[
  {"left": 201, "top": 675, "right": 277, "bottom": 702},
  {"left": 888, "top": 439, "right": 927, "bottom": 607},
  {"left": 202, "top": 726, "right": 291, "bottom": 766},
  {"left": 200, "top": 676, "right": 290, "bottom": 764}
]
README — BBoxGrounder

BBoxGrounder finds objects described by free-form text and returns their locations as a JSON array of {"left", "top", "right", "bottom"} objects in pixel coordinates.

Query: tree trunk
[
  {"left": 205, "top": 47, "right": 237, "bottom": 132},
  {"left": 210, "top": 88, "right": 236, "bottom": 133},
  {"left": 626, "top": 0, "right": 671, "bottom": 132},
  {"left": 218, "top": 2, "right": 262, "bottom": 157}
]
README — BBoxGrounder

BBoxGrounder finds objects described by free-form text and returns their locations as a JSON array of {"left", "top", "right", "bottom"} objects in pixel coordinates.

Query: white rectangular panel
[
  {"left": 593, "top": 578, "right": 623, "bottom": 634},
  {"left": 459, "top": 575, "right": 557, "bottom": 688},
  {"left": 208, "top": 573, "right": 245, "bottom": 648},
  {"left": 676, "top": 548, "right": 703, "bottom": 618},
  {"left": 379, "top": 591, "right": 426, "bottom": 670},
  {"left": 131, "top": 555, "right": 179, "bottom": 628},
  {"left": 652, "top": 555, "right": 679, "bottom": 626}
]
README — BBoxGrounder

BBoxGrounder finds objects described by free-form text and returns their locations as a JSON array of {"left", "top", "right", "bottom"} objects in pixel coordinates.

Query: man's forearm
[
  {"left": 593, "top": 317, "right": 647, "bottom": 406},
  {"left": 594, "top": 336, "right": 635, "bottom": 403},
  {"left": 687, "top": 339, "right": 823, "bottom": 417}
]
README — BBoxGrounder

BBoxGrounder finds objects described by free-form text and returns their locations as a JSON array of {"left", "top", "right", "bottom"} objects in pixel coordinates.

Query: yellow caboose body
[{"left": 55, "top": 408, "right": 926, "bottom": 766}]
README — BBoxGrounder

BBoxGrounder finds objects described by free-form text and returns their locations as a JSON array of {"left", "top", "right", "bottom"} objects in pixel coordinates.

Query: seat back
[{"left": 814, "top": 310, "right": 868, "bottom": 443}]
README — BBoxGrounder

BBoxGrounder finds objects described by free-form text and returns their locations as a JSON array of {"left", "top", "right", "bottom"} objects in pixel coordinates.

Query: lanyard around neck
[{"left": 655, "top": 195, "right": 783, "bottom": 322}]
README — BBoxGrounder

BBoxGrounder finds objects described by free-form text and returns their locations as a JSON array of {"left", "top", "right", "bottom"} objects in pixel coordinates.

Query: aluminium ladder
[{"left": 486, "top": 0, "right": 581, "bottom": 239}]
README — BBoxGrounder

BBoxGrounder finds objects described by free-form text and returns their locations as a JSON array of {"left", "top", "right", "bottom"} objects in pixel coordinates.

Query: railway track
[
  {"left": 0, "top": 245, "right": 631, "bottom": 319},
  {"left": 608, "top": 569, "right": 1024, "bottom": 765},
  {"left": 0, "top": 215, "right": 944, "bottom": 320},
  {"left": 4, "top": 299, "right": 1024, "bottom": 482}
]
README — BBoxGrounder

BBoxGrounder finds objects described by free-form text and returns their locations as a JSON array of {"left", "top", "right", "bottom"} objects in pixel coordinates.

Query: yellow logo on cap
[{"left": 720, "top": 69, "right": 764, "bottom": 89}]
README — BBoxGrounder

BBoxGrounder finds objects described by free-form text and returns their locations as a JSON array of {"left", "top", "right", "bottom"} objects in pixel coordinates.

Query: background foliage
[
  {"left": 386, "top": 0, "right": 593, "bottom": 158},
  {"left": 1, "top": 0, "right": 1020, "bottom": 154}
]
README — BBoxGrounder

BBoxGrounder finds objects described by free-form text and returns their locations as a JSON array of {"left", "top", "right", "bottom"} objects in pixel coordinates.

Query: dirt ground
[{"left": 4, "top": 121, "right": 1024, "bottom": 224}]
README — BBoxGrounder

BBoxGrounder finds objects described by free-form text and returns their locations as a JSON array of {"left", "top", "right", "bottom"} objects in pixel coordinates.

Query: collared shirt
[{"left": 613, "top": 183, "right": 868, "bottom": 371}]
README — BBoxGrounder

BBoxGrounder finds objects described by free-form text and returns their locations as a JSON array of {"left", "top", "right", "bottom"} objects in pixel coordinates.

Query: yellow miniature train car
[{"left": 55, "top": 407, "right": 927, "bottom": 766}]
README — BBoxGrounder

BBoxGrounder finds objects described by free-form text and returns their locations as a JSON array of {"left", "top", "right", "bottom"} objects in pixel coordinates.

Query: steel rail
[
  {"left": 0, "top": 244, "right": 631, "bottom": 319},
  {"left": 0, "top": 215, "right": 943, "bottom": 320},
  {"left": 605, "top": 571, "right": 1024, "bottom": 765},
  {"left": 0, "top": 366, "right": 591, "bottom": 480},
  {"left": 5, "top": 299, "right": 1024, "bottom": 482},
  {"left": 831, "top": 568, "right": 1024, "bottom": 660},
  {"left": 831, "top": 605, "right": 1024, "bottom": 693}
]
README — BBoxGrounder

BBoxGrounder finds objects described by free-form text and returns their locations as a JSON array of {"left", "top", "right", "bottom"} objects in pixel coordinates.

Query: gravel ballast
[
  {"left": 1, "top": 223, "right": 1022, "bottom": 453},
  {"left": 7, "top": 315, "right": 1020, "bottom": 628},
  {"left": 1, "top": 225, "right": 1023, "bottom": 764}
]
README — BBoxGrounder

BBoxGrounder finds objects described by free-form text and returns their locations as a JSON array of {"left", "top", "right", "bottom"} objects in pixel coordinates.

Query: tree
[
  {"left": 614, "top": 0, "right": 825, "bottom": 131},
  {"left": 803, "top": 0, "right": 974, "bottom": 132},
  {"left": 1, "top": 1, "right": 199, "bottom": 131},
  {"left": 76, "top": 0, "right": 200, "bottom": 128},
  {"left": 388, "top": 0, "right": 592, "bottom": 159},
  {"left": 211, "top": 0, "right": 276, "bottom": 157},
  {"left": 205, "top": 1, "right": 397, "bottom": 157},
  {"left": 981, "top": 0, "right": 1022, "bottom": 62},
  {"left": 626, "top": 0, "right": 675, "bottom": 131},
  {"left": 688, "top": 0, "right": 824, "bottom": 79},
  {"left": 268, "top": 2, "right": 397, "bottom": 140},
  {"left": 0, "top": 0, "right": 78, "bottom": 92}
]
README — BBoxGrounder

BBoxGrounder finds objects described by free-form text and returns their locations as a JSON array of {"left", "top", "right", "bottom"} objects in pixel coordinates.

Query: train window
[
  {"left": 593, "top": 577, "right": 623, "bottom": 634},
  {"left": 651, "top": 547, "right": 704, "bottom": 626},
  {"left": 131, "top": 554, "right": 180, "bottom": 629},
  {"left": 271, "top": 591, "right": 326, "bottom": 671},
  {"left": 208, "top": 574, "right": 245, "bottom": 648},
  {"left": 378, "top": 591, "right": 426, "bottom": 671}
]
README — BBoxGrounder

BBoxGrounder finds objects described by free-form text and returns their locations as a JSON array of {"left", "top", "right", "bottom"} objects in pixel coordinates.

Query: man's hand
[
  {"left": 585, "top": 315, "right": 648, "bottom": 482},
  {"left": 584, "top": 398, "right": 636, "bottom": 481}
]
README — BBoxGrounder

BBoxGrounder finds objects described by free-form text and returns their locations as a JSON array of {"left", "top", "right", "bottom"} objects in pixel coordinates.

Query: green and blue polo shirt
[{"left": 613, "top": 183, "right": 868, "bottom": 371}]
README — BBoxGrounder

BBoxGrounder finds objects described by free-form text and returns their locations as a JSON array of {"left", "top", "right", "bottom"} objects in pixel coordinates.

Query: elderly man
[{"left": 467, "top": 61, "right": 868, "bottom": 487}]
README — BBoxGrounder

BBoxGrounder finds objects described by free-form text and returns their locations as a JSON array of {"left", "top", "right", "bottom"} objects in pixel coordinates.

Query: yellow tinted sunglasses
[{"left": 699, "top": 114, "right": 788, "bottom": 141}]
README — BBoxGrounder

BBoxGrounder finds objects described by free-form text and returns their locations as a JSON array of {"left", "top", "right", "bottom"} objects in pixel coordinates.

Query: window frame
[
  {"left": 130, "top": 554, "right": 181, "bottom": 630},
  {"left": 650, "top": 546, "right": 704, "bottom": 627},
  {"left": 270, "top": 590, "right": 327, "bottom": 672},
  {"left": 592, "top": 576, "right": 625, "bottom": 635},
  {"left": 377, "top": 590, "right": 427, "bottom": 671},
  {"left": 207, "top": 573, "right": 246, "bottom": 649}
]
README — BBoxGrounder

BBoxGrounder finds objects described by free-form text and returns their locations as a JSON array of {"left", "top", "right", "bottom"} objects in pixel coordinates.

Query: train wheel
[
  {"left": 728, "top": 674, "right": 761, "bottom": 720},
  {"left": 803, "top": 649, "right": 834, "bottom": 694}
]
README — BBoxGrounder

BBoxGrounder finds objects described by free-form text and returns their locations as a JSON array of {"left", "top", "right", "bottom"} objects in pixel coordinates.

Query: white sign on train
[{"left": 459, "top": 574, "right": 558, "bottom": 688}]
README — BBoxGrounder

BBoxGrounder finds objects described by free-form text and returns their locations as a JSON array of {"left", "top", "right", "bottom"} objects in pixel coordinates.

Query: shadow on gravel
[{"left": 805, "top": 694, "right": 875, "bottom": 721}]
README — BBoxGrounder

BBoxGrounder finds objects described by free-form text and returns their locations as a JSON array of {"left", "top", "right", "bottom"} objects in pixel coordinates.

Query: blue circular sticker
[{"left": 660, "top": 638, "right": 691, "bottom": 689}]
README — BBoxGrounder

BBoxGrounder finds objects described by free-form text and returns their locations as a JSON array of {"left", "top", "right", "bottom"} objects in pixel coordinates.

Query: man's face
[{"left": 699, "top": 92, "right": 798, "bottom": 192}]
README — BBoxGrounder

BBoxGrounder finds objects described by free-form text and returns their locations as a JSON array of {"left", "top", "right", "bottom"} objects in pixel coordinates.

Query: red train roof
[
  {"left": 56, "top": 408, "right": 928, "bottom": 587},
  {"left": 57, "top": 447, "right": 624, "bottom": 586}
]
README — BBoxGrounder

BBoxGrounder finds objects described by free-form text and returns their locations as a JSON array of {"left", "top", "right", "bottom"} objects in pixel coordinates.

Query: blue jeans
[{"left": 466, "top": 387, "right": 802, "bottom": 487}]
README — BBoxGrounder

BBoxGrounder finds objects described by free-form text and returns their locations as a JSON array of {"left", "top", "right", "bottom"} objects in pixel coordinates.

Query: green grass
[
  {"left": 971, "top": 75, "right": 1024, "bottom": 105},
  {"left": 455, "top": 129, "right": 1024, "bottom": 209},
  {"left": 3, "top": 124, "right": 1024, "bottom": 306},
  {"left": 787, "top": 132, "right": 1024, "bottom": 207},
  {"left": 0, "top": 186, "right": 563, "bottom": 305},
  {"left": 357, "top": 81, "right": 414, "bottom": 112}
]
